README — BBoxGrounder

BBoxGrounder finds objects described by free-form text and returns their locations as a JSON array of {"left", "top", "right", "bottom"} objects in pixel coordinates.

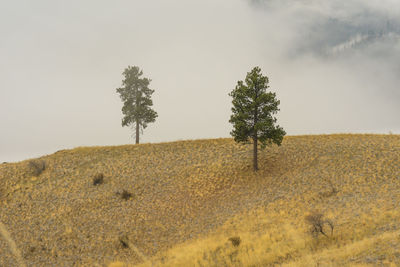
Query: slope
[{"left": 0, "top": 134, "right": 399, "bottom": 266}]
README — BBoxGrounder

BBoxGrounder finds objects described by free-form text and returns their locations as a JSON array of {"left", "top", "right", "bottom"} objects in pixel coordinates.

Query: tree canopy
[
  {"left": 229, "top": 66, "right": 285, "bottom": 171},
  {"left": 116, "top": 66, "right": 157, "bottom": 144}
]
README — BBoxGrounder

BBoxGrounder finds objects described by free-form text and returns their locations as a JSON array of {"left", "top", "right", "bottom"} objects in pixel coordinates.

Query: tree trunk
[
  {"left": 135, "top": 120, "right": 140, "bottom": 144},
  {"left": 253, "top": 136, "right": 258, "bottom": 171},
  {"left": 253, "top": 91, "right": 259, "bottom": 171}
]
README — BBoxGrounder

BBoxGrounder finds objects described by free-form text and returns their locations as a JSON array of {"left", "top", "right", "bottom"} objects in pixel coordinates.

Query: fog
[{"left": 1, "top": 0, "right": 399, "bottom": 162}]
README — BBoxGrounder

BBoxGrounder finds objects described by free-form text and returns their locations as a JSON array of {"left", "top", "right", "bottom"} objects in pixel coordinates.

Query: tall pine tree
[
  {"left": 229, "top": 67, "right": 285, "bottom": 171},
  {"left": 116, "top": 66, "right": 158, "bottom": 144}
]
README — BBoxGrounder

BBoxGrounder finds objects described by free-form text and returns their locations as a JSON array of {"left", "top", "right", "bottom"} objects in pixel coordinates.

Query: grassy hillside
[{"left": 0, "top": 134, "right": 399, "bottom": 266}]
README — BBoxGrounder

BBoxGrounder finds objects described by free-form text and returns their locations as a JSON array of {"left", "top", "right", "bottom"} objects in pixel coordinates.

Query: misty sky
[{"left": 1, "top": 0, "right": 399, "bottom": 162}]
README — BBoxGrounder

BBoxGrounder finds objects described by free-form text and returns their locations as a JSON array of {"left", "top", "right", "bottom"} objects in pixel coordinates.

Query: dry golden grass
[{"left": 0, "top": 134, "right": 399, "bottom": 266}]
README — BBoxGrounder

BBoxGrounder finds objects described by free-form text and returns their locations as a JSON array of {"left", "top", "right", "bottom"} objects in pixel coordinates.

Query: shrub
[
  {"left": 117, "top": 190, "right": 132, "bottom": 200},
  {"left": 119, "top": 235, "right": 129, "bottom": 248},
  {"left": 28, "top": 160, "right": 46, "bottom": 176},
  {"left": 305, "top": 212, "right": 334, "bottom": 238},
  {"left": 228, "top": 236, "right": 241, "bottom": 247},
  {"left": 93, "top": 173, "right": 104, "bottom": 186}
]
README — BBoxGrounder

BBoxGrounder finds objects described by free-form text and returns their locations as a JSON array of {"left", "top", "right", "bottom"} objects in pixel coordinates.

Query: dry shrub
[
  {"left": 93, "top": 173, "right": 104, "bottom": 186},
  {"left": 117, "top": 190, "right": 132, "bottom": 200},
  {"left": 305, "top": 212, "right": 334, "bottom": 239},
  {"left": 228, "top": 236, "right": 241, "bottom": 247},
  {"left": 28, "top": 160, "right": 46, "bottom": 176},
  {"left": 119, "top": 235, "right": 129, "bottom": 248}
]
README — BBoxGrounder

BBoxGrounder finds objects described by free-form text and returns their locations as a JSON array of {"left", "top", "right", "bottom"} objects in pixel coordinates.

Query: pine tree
[
  {"left": 116, "top": 66, "right": 158, "bottom": 144},
  {"left": 229, "top": 67, "right": 285, "bottom": 171}
]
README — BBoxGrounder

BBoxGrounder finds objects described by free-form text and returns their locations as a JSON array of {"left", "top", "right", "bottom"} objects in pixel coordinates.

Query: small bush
[
  {"left": 228, "top": 236, "right": 241, "bottom": 247},
  {"left": 117, "top": 190, "right": 132, "bottom": 200},
  {"left": 93, "top": 173, "right": 104, "bottom": 186},
  {"left": 119, "top": 235, "right": 129, "bottom": 248},
  {"left": 28, "top": 160, "right": 46, "bottom": 176},
  {"left": 305, "top": 212, "right": 334, "bottom": 239}
]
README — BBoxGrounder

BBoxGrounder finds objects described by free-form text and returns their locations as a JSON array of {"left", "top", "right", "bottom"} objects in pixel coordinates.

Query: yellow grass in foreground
[
  {"left": 132, "top": 134, "right": 400, "bottom": 266},
  {"left": 135, "top": 195, "right": 400, "bottom": 266}
]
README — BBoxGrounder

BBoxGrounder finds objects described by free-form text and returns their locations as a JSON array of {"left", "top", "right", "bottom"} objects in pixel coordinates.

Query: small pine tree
[
  {"left": 229, "top": 67, "right": 286, "bottom": 171},
  {"left": 116, "top": 66, "right": 158, "bottom": 144}
]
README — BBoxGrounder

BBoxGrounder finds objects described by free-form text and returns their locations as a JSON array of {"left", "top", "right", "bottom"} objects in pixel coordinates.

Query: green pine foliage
[
  {"left": 229, "top": 67, "right": 285, "bottom": 171},
  {"left": 116, "top": 66, "right": 158, "bottom": 144}
]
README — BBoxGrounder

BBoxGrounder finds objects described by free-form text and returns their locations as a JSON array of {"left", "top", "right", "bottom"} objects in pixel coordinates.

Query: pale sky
[{"left": 1, "top": 0, "right": 399, "bottom": 162}]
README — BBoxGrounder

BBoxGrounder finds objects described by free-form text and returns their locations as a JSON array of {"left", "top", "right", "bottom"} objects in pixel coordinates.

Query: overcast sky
[{"left": 1, "top": 0, "right": 399, "bottom": 162}]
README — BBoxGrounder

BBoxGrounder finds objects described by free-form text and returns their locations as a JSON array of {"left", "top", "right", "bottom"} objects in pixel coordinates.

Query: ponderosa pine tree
[
  {"left": 116, "top": 66, "right": 158, "bottom": 144},
  {"left": 229, "top": 67, "right": 285, "bottom": 171}
]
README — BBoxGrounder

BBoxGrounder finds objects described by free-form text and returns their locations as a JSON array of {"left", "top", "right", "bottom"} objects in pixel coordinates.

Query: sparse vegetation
[
  {"left": 0, "top": 134, "right": 399, "bottom": 266},
  {"left": 92, "top": 173, "right": 104, "bottom": 186},
  {"left": 27, "top": 160, "right": 45, "bottom": 176},
  {"left": 305, "top": 212, "right": 334, "bottom": 238},
  {"left": 119, "top": 189, "right": 132, "bottom": 200},
  {"left": 119, "top": 235, "right": 130, "bottom": 249},
  {"left": 228, "top": 236, "right": 241, "bottom": 247}
]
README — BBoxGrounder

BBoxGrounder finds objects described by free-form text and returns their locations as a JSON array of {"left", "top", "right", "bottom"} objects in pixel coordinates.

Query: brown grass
[
  {"left": 0, "top": 134, "right": 399, "bottom": 266},
  {"left": 0, "top": 221, "right": 26, "bottom": 267}
]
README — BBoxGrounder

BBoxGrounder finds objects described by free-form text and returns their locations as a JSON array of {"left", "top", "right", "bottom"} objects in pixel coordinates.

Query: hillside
[{"left": 0, "top": 134, "right": 399, "bottom": 266}]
